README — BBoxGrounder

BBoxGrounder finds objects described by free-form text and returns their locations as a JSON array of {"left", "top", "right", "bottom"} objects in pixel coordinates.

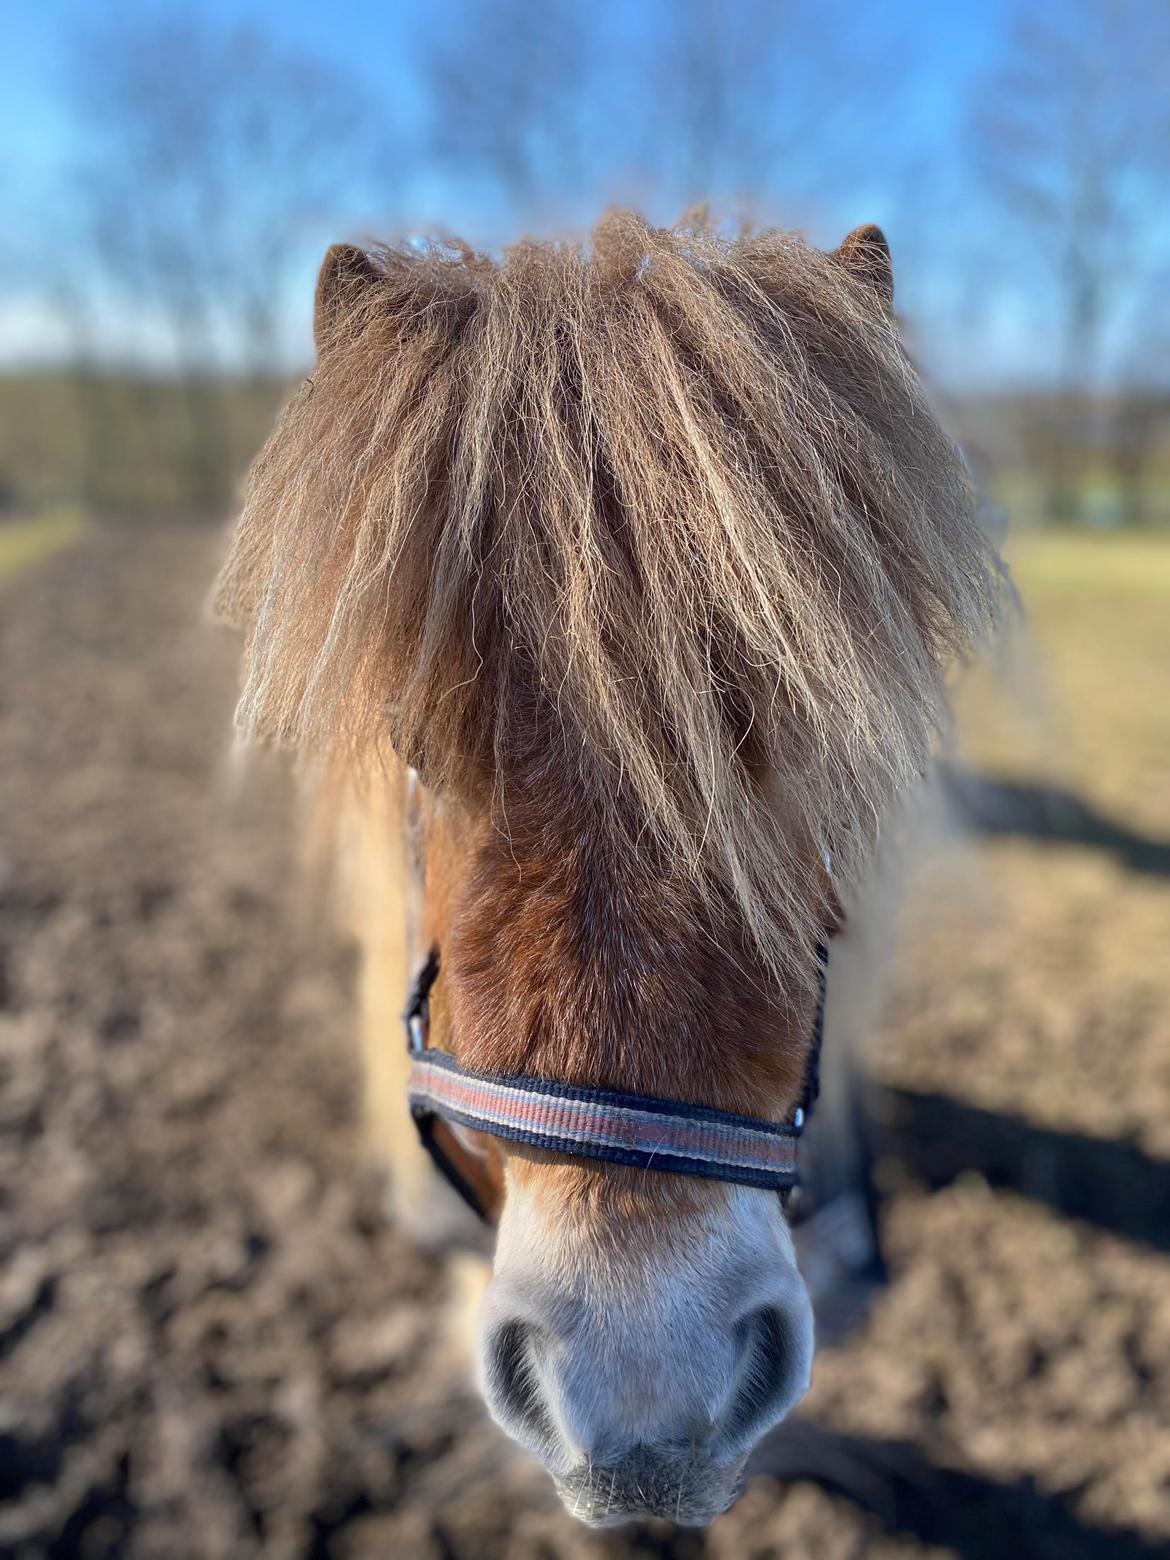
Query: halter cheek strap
[{"left": 403, "top": 942, "right": 829, "bottom": 1220}]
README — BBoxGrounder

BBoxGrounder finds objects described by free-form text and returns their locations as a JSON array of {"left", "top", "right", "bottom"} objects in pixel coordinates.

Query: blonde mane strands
[{"left": 214, "top": 210, "right": 1005, "bottom": 989}]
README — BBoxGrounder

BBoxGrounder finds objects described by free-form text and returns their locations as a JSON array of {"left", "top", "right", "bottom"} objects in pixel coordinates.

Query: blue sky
[{"left": 1, "top": 0, "right": 1048, "bottom": 387}]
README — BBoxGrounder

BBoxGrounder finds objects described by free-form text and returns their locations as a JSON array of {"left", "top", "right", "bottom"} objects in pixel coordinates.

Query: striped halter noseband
[{"left": 404, "top": 940, "right": 829, "bottom": 1224}]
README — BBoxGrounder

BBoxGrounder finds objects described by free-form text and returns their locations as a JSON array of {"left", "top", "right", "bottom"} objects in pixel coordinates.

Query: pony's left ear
[
  {"left": 314, "top": 242, "right": 382, "bottom": 354},
  {"left": 832, "top": 224, "right": 893, "bottom": 307}
]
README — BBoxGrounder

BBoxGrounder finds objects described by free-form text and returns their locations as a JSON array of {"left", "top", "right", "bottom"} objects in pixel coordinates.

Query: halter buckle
[{"left": 403, "top": 948, "right": 441, "bottom": 1056}]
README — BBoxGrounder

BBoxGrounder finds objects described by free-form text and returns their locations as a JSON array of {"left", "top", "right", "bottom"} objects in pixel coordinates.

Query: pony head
[{"left": 215, "top": 212, "right": 1002, "bottom": 1524}]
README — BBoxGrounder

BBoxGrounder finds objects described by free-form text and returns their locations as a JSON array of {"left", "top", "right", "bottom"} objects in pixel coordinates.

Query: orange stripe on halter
[{"left": 402, "top": 944, "right": 828, "bottom": 1222}]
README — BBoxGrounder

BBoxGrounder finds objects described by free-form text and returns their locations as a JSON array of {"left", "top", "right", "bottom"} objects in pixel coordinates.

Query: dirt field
[{"left": 2, "top": 528, "right": 1168, "bottom": 1558}]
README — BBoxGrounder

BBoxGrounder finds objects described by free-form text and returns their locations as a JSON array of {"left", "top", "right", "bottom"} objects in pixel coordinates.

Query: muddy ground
[{"left": 1, "top": 530, "right": 1168, "bottom": 1558}]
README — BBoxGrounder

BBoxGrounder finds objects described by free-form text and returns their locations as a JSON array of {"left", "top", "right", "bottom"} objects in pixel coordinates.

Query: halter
[{"left": 404, "top": 938, "right": 829, "bottom": 1224}]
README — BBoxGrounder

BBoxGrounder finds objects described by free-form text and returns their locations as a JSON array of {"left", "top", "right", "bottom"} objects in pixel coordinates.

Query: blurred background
[{"left": 1, "top": 2, "right": 1168, "bottom": 1557}]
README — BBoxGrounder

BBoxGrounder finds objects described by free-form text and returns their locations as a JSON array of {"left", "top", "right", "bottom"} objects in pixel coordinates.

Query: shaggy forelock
[{"left": 214, "top": 209, "right": 1004, "bottom": 987}]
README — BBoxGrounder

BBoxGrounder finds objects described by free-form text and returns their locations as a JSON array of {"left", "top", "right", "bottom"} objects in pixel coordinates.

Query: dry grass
[
  {"left": 0, "top": 509, "right": 87, "bottom": 583},
  {"left": 878, "top": 531, "right": 1170, "bottom": 1151},
  {"left": 956, "top": 531, "right": 1170, "bottom": 834}
]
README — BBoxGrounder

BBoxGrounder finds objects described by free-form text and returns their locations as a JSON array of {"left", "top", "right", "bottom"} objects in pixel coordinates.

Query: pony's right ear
[
  {"left": 832, "top": 224, "right": 893, "bottom": 308},
  {"left": 314, "top": 243, "right": 381, "bottom": 354}
]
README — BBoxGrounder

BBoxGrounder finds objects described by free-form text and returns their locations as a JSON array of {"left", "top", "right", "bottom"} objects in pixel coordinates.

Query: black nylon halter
[{"left": 403, "top": 940, "right": 831, "bottom": 1224}]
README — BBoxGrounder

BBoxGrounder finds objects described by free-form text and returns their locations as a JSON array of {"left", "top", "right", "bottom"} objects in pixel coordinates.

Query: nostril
[
  {"left": 482, "top": 1320, "right": 560, "bottom": 1462},
  {"left": 718, "top": 1305, "right": 807, "bottom": 1458}
]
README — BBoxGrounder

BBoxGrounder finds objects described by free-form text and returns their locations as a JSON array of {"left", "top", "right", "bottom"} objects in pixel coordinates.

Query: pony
[{"left": 213, "top": 210, "right": 1004, "bottom": 1526}]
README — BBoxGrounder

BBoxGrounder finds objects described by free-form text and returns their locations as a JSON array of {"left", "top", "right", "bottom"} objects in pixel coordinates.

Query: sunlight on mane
[{"left": 213, "top": 209, "right": 1005, "bottom": 986}]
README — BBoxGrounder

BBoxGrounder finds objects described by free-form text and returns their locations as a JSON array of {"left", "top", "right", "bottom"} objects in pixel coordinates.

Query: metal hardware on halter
[
  {"left": 404, "top": 946, "right": 439, "bottom": 1056},
  {"left": 402, "top": 940, "right": 830, "bottom": 1224},
  {"left": 401, "top": 948, "right": 499, "bottom": 1220}
]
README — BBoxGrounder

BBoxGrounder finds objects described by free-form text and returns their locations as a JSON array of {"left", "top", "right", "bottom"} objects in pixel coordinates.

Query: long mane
[{"left": 214, "top": 210, "right": 1004, "bottom": 986}]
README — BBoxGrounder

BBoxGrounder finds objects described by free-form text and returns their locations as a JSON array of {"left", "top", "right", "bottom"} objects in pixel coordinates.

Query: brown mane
[{"left": 214, "top": 209, "right": 1004, "bottom": 991}]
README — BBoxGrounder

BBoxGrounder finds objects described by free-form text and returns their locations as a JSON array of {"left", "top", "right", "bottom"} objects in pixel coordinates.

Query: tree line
[{"left": 3, "top": 0, "right": 1168, "bottom": 524}]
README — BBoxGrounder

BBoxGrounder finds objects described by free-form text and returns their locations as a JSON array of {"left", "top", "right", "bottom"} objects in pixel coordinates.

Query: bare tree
[
  {"left": 422, "top": 0, "right": 595, "bottom": 230},
  {"left": 64, "top": 12, "right": 393, "bottom": 515},
  {"left": 970, "top": 0, "right": 1170, "bottom": 522},
  {"left": 644, "top": 0, "right": 891, "bottom": 218},
  {"left": 422, "top": 0, "right": 900, "bottom": 236}
]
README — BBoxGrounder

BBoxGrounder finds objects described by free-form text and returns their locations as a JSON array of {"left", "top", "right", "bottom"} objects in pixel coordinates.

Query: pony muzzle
[{"left": 479, "top": 1173, "right": 814, "bottom": 1525}]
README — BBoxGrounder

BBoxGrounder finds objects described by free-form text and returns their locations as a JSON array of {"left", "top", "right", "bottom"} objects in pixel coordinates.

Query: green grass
[{"left": 0, "top": 509, "right": 87, "bottom": 584}]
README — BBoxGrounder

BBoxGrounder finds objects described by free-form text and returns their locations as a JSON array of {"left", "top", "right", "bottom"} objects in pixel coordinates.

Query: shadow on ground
[{"left": 751, "top": 1421, "right": 1165, "bottom": 1560}]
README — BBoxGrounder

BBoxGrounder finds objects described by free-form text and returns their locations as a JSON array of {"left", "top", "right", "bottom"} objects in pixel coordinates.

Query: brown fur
[
  {"left": 433, "top": 785, "right": 809, "bottom": 1111},
  {"left": 215, "top": 211, "right": 1005, "bottom": 1226}
]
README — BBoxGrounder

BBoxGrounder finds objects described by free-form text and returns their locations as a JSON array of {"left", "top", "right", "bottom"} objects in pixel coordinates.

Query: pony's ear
[
  {"left": 314, "top": 242, "right": 381, "bottom": 353},
  {"left": 832, "top": 224, "right": 893, "bottom": 307}
]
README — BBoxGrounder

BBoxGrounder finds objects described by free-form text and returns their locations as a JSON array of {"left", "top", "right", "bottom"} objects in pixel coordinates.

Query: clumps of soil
[{"left": 1, "top": 531, "right": 1167, "bottom": 1558}]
